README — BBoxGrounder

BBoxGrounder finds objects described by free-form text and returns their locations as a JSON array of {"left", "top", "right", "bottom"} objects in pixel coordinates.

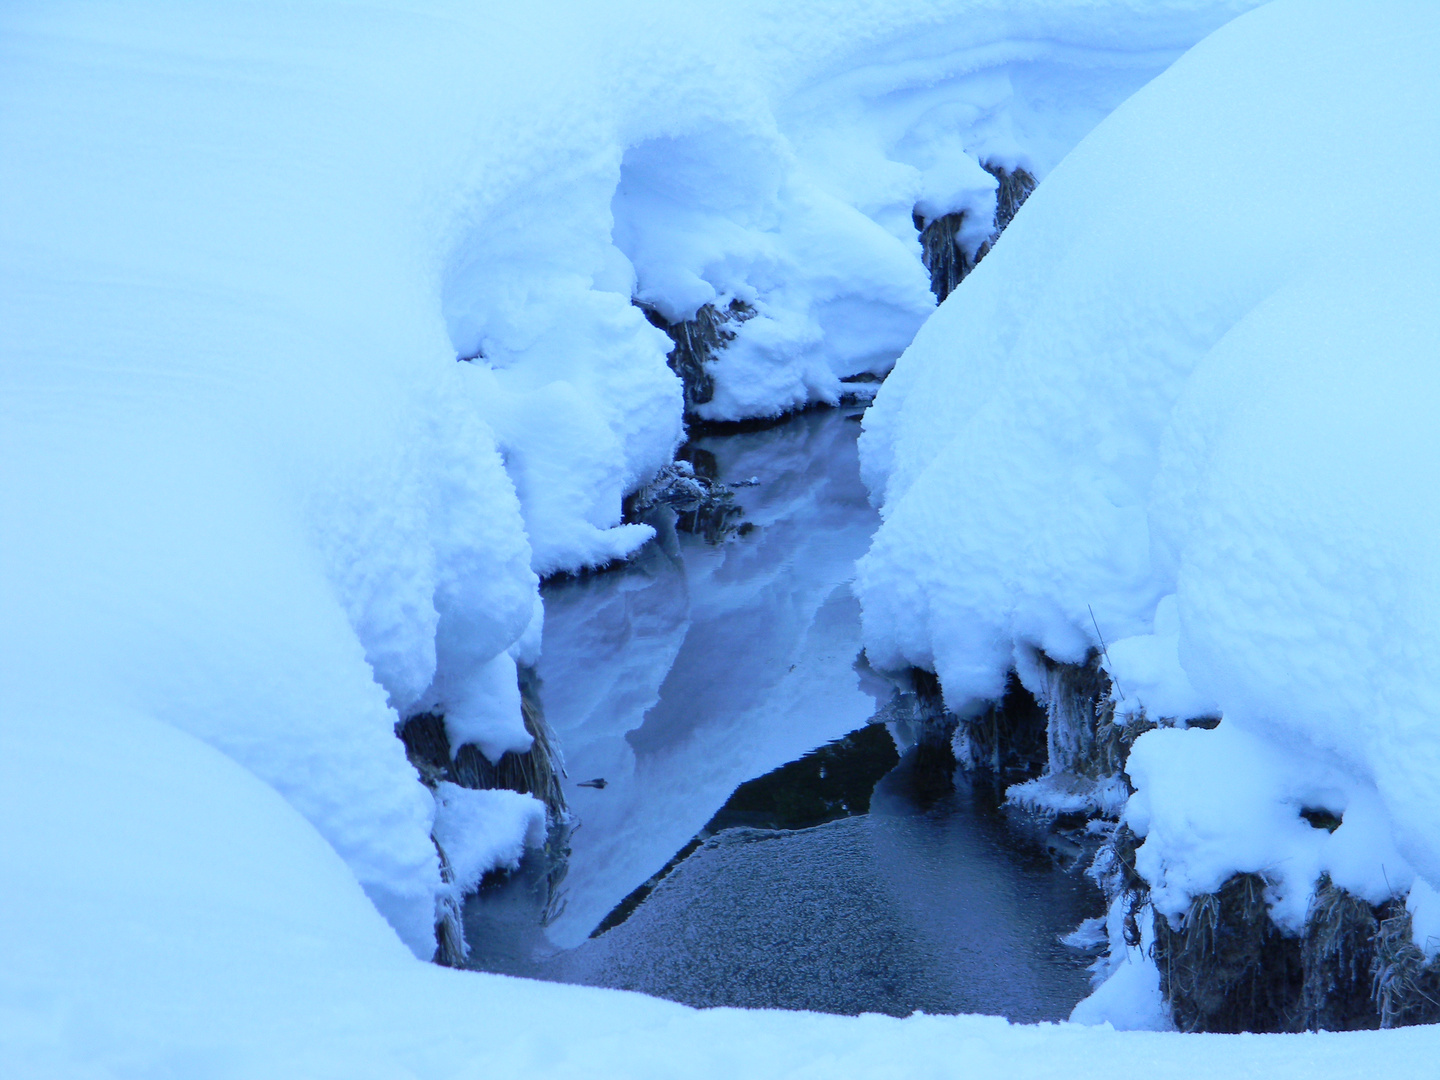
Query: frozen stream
[{"left": 462, "top": 406, "right": 1101, "bottom": 1019}]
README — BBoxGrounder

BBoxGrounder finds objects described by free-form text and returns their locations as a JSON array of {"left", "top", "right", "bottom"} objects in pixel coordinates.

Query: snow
[
  {"left": 1408, "top": 879, "right": 1440, "bottom": 961},
  {"left": 612, "top": 0, "right": 1263, "bottom": 423},
  {"left": 1105, "top": 596, "right": 1219, "bottom": 723},
  {"left": 858, "top": 0, "right": 1440, "bottom": 1021},
  {"left": 432, "top": 783, "right": 547, "bottom": 897},
  {"left": 1, "top": 0, "right": 541, "bottom": 955},
  {"left": 1071, "top": 950, "right": 1171, "bottom": 1031},
  {"left": 1125, "top": 724, "right": 1417, "bottom": 931},
  {"left": 16, "top": 0, "right": 1438, "bottom": 1070},
  {"left": 6, "top": 701, "right": 1440, "bottom": 1077}
]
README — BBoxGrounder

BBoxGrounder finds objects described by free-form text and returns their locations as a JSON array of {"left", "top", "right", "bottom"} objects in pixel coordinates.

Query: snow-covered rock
[
  {"left": 432, "top": 783, "right": 547, "bottom": 898},
  {"left": 1, "top": 0, "right": 1254, "bottom": 956},
  {"left": 857, "top": 0, "right": 1440, "bottom": 1018}
]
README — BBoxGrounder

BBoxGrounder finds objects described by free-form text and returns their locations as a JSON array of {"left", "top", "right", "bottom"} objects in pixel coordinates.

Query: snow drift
[
  {"left": 1, "top": 0, "right": 1253, "bottom": 959},
  {"left": 12, "top": 0, "right": 1440, "bottom": 1069},
  {"left": 858, "top": 0, "right": 1440, "bottom": 1026}
]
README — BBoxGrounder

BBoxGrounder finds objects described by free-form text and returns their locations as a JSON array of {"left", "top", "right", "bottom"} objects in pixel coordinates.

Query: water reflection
[
  {"left": 461, "top": 407, "right": 1102, "bottom": 1020},
  {"left": 522, "top": 407, "right": 883, "bottom": 951}
]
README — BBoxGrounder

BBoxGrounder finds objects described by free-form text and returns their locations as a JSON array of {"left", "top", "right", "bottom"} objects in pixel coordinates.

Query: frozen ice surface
[
  {"left": 559, "top": 772, "right": 1100, "bottom": 1021},
  {"left": 537, "top": 409, "right": 882, "bottom": 948}
]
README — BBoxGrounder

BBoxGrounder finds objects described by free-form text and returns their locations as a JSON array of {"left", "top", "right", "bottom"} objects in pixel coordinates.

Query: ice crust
[
  {"left": 857, "top": 0, "right": 1440, "bottom": 1028},
  {"left": 538, "top": 412, "right": 882, "bottom": 949}
]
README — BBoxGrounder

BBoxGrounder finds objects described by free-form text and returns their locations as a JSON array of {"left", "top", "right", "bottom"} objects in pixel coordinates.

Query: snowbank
[
  {"left": 1, "top": 0, "right": 1255, "bottom": 958},
  {"left": 598, "top": 0, "right": 1263, "bottom": 425},
  {"left": 432, "top": 784, "right": 547, "bottom": 898},
  {"left": 858, "top": 0, "right": 1440, "bottom": 1020},
  {"left": 5, "top": 702, "right": 1437, "bottom": 1077},
  {"left": 1, "top": 0, "right": 548, "bottom": 955}
]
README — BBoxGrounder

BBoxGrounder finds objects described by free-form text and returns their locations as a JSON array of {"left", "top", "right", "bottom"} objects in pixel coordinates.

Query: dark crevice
[
  {"left": 591, "top": 723, "right": 901, "bottom": 938},
  {"left": 1300, "top": 807, "right": 1343, "bottom": 833},
  {"left": 684, "top": 400, "right": 867, "bottom": 438},
  {"left": 637, "top": 297, "right": 756, "bottom": 411},
  {"left": 916, "top": 163, "right": 1036, "bottom": 302},
  {"left": 954, "top": 671, "right": 1050, "bottom": 786}
]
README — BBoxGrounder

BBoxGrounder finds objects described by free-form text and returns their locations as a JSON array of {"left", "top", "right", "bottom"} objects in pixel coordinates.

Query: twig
[{"left": 1089, "top": 604, "right": 1125, "bottom": 701}]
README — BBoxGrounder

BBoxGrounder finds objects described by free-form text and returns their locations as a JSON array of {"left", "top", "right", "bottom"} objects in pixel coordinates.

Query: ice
[
  {"left": 537, "top": 411, "right": 882, "bottom": 948},
  {"left": 557, "top": 778, "right": 1100, "bottom": 1020}
]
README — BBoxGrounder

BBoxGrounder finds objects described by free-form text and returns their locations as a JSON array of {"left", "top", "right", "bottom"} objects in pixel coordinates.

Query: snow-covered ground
[
  {"left": 859, "top": 0, "right": 1440, "bottom": 1029},
  {"left": 12, "top": 0, "right": 1437, "bottom": 1073}
]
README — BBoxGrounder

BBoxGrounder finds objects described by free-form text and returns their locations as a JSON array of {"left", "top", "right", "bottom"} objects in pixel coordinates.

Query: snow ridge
[
  {"left": 2, "top": 0, "right": 1256, "bottom": 971},
  {"left": 858, "top": 0, "right": 1440, "bottom": 1029}
]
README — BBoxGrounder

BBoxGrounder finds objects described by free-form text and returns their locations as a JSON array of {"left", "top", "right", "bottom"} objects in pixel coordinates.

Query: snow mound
[
  {"left": 857, "top": 0, "right": 1440, "bottom": 1000},
  {"left": 432, "top": 783, "right": 547, "bottom": 897},
  {"left": 1, "top": 0, "right": 1256, "bottom": 953},
  {"left": 440, "top": 0, "right": 1264, "bottom": 462}
]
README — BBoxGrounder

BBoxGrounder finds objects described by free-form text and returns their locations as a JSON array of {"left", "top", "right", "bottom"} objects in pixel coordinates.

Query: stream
[{"left": 462, "top": 405, "right": 1102, "bottom": 1020}]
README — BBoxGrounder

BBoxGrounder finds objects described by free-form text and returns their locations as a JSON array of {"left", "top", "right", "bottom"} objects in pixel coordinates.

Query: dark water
[
  {"left": 558, "top": 753, "right": 1101, "bottom": 1019},
  {"left": 461, "top": 407, "right": 1102, "bottom": 1019}
]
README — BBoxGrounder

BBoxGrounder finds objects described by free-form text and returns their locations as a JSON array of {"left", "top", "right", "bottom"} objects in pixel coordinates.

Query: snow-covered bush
[{"left": 858, "top": 0, "right": 1440, "bottom": 1028}]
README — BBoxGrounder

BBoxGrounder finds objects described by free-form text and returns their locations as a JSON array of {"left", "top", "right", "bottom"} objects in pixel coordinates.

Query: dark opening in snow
[{"left": 457, "top": 408, "right": 1104, "bottom": 1020}]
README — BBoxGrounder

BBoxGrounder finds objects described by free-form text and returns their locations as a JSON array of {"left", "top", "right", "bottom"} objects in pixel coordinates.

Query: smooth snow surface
[{"left": 858, "top": 0, "right": 1440, "bottom": 1028}]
